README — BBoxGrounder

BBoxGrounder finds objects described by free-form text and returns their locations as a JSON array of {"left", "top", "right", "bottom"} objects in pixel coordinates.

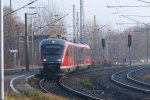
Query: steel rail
[
  {"left": 59, "top": 73, "right": 102, "bottom": 100},
  {"left": 58, "top": 66, "right": 130, "bottom": 100},
  {"left": 38, "top": 65, "right": 142, "bottom": 99},
  {"left": 39, "top": 78, "right": 52, "bottom": 93},
  {"left": 10, "top": 73, "right": 38, "bottom": 94},
  {"left": 127, "top": 66, "right": 150, "bottom": 87},
  {"left": 111, "top": 65, "right": 150, "bottom": 94}
]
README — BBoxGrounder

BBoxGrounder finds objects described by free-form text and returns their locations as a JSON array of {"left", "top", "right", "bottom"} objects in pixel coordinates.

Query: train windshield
[{"left": 41, "top": 44, "right": 64, "bottom": 61}]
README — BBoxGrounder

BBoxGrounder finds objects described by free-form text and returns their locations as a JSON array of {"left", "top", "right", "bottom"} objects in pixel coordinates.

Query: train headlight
[
  {"left": 52, "top": 41, "right": 55, "bottom": 44},
  {"left": 43, "top": 59, "right": 47, "bottom": 61},
  {"left": 58, "top": 59, "right": 61, "bottom": 61}
]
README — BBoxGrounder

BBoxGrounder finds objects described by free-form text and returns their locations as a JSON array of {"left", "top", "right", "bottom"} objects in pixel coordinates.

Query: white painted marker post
[
  {"left": 9, "top": 49, "right": 18, "bottom": 69},
  {"left": 0, "top": 0, "right": 4, "bottom": 99}
]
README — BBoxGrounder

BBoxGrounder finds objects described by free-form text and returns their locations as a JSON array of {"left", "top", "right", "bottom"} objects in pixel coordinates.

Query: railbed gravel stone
[
  {"left": 129, "top": 67, "right": 150, "bottom": 84},
  {"left": 61, "top": 66, "right": 150, "bottom": 100},
  {"left": 28, "top": 74, "right": 83, "bottom": 100}
]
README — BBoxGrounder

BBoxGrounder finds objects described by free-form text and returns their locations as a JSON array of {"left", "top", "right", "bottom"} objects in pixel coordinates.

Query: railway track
[
  {"left": 39, "top": 79, "right": 50, "bottom": 93},
  {"left": 59, "top": 74, "right": 102, "bottom": 100},
  {"left": 10, "top": 72, "right": 38, "bottom": 94},
  {"left": 38, "top": 77, "right": 82, "bottom": 100},
  {"left": 111, "top": 65, "right": 150, "bottom": 94},
  {"left": 127, "top": 67, "right": 150, "bottom": 88},
  {"left": 38, "top": 66, "right": 127, "bottom": 100},
  {"left": 10, "top": 69, "right": 94, "bottom": 99},
  {"left": 38, "top": 65, "right": 150, "bottom": 100},
  {"left": 11, "top": 65, "right": 150, "bottom": 100},
  {"left": 58, "top": 66, "right": 132, "bottom": 100}
]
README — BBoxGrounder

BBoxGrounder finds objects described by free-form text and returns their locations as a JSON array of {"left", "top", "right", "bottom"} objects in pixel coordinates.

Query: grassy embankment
[
  {"left": 5, "top": 75, "right": 67, "bottom": 100},
  {"left": 80, "top": 77, "right": 93, "bottom": 88},
  {"left": 144, "top": 74, "right": 150, "bottom": 79},
  {"left": 5, "top": 91, "right": 67, "bottom": 100}
]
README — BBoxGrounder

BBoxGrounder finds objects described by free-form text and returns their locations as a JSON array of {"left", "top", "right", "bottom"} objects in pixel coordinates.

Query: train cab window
[
  {"left": 42, "top": 45, "right": 64, "bottom": 55},
  {"left": 41, "top": 44, "right": 65, "bottom": 61}
]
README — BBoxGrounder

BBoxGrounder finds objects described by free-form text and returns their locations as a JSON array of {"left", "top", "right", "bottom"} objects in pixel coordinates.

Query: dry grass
[
  {"left": 28, "top": 76, "right": 40, "bottom": 89},
  {"left": 87, "top": 72, "right": 108, "bottom": 77},
  {"left": 80, "top": 77, "right": 93, "bottom": 88},
  {"left": 5, "top": 91, "right": 67, "bottom": 100},
  {"left": 5, "top": 75, "right": 67, "bottom": 100},
  {"left": 143, "top": 74, "right": 150, "bottom": 79}
]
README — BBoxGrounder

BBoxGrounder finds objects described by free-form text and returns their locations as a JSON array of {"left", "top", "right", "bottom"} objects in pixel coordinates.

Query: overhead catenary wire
[
  {"left": 34, "top": 14, "right": 69, "bottom": 32},
  {"left": 122, "top": 15, "right": 150, "bottom": 17},
  {"left": 125, "top": 0, "right": 138, "bottom": 5},
  {"left": 137, "top": 0, "right": 150, "bottom": 4},
  {"left": 107, "top": 5, "right": 150, "bottom": 8},
  {"left": 4, "top": 0, "right": 38, "bottom": 17},
  {"left": 121, "top": 15, "right": 150, "bottom": 28},
  {"left": 116, "top": 23, "right": 139, "bottom": 25},
  {"left": 112, "top": 7, "right": 148, "bottom": 14}
]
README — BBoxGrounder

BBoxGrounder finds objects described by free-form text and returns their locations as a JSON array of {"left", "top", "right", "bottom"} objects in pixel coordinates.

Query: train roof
[
  {"left": 40, "top": 38, "right": 90, "bottom": 48},
  {"left": 40, "top": 38, "right": 67, "bottom": 46}
]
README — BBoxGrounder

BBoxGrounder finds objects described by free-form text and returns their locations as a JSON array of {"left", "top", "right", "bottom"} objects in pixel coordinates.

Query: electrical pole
[
  {"left": 0, "top": 0, "right": 4, "bottom": 99},
  {"left": 16, "top": 25, "right": 20, "bottom": 69},
  {"left": 38, "top": 8, "right": 41, "bottom": 35},
  {"left": 82, "top": 0, "right": 85, "bottom": 43},
  {"left": 146, "top": 27, "right": 149, "bottom": 63},
  {"left": 10, "top": 0, "right": 12, "bottom": 49},
  {"left": 35, "top": 51, "right": 37, "bottom": 66},
  {"left": 31, "top": 15, "right": 34, "bottom": 69},
  {"left": 76, "top": 12, "right": 79, "bottom": 42},
  {"left": 25, "top": 13, "right": 29, "bottom": 71},
  {"left": 93, "top": 15, "right": 97, "bottom": 64},
  {"left": 94, "top": 15, "right": 96, "bottom": 34},
  {"left": 80, "top": 0, "right": 83, "bottom": 43},
  {"left": 73, "top": 4, "right": 75, "bottom": 42}
]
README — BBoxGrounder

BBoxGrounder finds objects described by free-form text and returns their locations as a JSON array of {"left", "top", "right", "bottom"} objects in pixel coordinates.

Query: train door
[{"left": 68, "top": 45, "right": 73, "bottom": 65}]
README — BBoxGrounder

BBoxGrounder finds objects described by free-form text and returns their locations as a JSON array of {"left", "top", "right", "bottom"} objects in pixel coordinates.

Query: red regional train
[{"left": 39, "top": 38, "right": 91, "bottom": 76}]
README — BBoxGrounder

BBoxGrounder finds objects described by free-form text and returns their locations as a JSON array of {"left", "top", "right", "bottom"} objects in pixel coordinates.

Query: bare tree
[
  {"left": 4, "top": 6, "right": 24, "bottom": 68},
  {"left": 32, "top": 2, "right": 66, "bottom": 36},
  {"left": 84, "top": 21, "right": 105, "bottom": 66}
]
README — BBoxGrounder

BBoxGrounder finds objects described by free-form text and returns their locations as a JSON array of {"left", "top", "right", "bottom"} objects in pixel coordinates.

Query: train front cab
[{"left": 40, "top": 39, "right": 66, "bottom": 76}]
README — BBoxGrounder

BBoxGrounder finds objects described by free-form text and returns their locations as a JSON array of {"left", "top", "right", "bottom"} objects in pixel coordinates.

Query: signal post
[
  {"left": 128, "top": 35, "right": 132, "bottom": 67},
  {"left": 102, "top": 38, "right": 105, "bottom": 63}
]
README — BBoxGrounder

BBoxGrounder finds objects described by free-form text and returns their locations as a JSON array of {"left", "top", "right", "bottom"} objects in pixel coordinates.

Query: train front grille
[{"left": 43, "top": 63, "right": 60, "bottom": 73}]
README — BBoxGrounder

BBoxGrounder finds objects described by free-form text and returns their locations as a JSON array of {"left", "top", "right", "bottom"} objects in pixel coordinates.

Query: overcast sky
[{"left": 3, "top": 0, "right": 150, "bottom": 32}]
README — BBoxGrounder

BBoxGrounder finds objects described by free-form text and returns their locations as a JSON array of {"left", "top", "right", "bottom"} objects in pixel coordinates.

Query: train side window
[
  {"left": 86, "top": 49, "right": 90, "bottom": 56},
  {"left": 85, "top": 49, "right": 87, "bottom": 57},
  {"left": 66, "top": 49, "right": 69, "bottom": 56},
  {"left": 74, "top": 46, "right": 78, "bottom": 63},
  {"left": 77, "top": 48, "right": 84, "bottom": 61},
  {"left": 68, "top": 48, "right": 70, "bottom": 56},
  {"left": 87, "top": 49, "right": 89, "bottom": 56},
  {"left": 88, "top": 49, "right": 91, "bottom": 56},
  {"left": 68, "top": 46, "right": 73, "bottom": 56}
]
